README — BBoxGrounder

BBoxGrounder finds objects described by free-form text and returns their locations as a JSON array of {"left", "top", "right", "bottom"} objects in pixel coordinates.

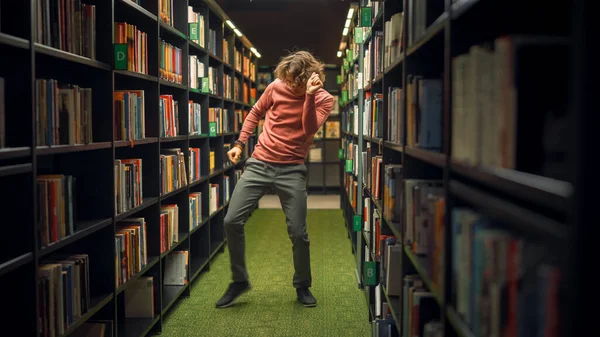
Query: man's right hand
[{"left": 227, "top": 146, "right": 242, "bottom": 164}]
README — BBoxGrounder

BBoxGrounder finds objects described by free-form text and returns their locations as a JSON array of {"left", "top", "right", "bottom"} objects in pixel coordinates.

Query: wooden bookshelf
[
  {"left": 339, "top": 1, "right": 579, "bottom": 336},
  {"left": 0, "top": 0, "right": 259, "bottom": 336}
]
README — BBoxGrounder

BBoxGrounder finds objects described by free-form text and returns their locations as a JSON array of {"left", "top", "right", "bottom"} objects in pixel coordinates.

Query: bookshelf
[
  {"left": 339, "top": 0, "right": 578, "bottom": 336},
  {"left": 307, "top": 65, "right": 342, "bottom": 195},
  {"left": 0, "top": 0, "right": 259, "bottom": 336}
]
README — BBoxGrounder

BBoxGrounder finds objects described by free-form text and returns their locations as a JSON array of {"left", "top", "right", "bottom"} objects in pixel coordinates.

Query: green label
[
  {"left": 345, "top": 159, "right": 352, "bottom": 172},
  {"left": 361, "top": 7, "right": 372, "bottom": 27},
  {"left": 341, "top": 90, "right": 348, "bottom": 102},
  {"left": 343, "top": 59, "right": 349, "bottom": 70},
  {"left": 209, "top": 122, "right": 217, "bottom": 136},
  {"left": 336, "top": 75, "right": 342, "bottom": 84},
  {"left": 338, "top": 148, "right": 344, "bottom": 159},
  {"left": 353, "top": 214, "right": 361, "bottom": 232},
  {"left": 189, "top": 23, "right": 199, "bottom": 40},
  {"left": 354, "top": 27, "right": 363, "bottom": 44},
  {"left": 201, "top": 78, "right": 210, "bottom": 93},
  {"left": 364, "top": 261, "right": 377, "bottom": 285},
  {"left": 114, "top": 44, "right": 127, "bottom": 70}
]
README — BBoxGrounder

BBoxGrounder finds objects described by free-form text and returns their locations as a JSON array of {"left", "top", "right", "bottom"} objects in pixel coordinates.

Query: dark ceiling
[{"left": 216, "top": 0, "right": 350, "bottom": 66}]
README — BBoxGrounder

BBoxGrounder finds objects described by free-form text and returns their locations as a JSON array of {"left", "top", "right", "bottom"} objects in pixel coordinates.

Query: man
[{"left": 216, "top": 51, "right": 334, "bottom": 308}]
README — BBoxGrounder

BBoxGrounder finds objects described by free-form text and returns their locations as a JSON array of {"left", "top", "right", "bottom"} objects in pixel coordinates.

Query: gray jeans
[{"left": 223, "top": 157, "right": 311, "bottom": 288}]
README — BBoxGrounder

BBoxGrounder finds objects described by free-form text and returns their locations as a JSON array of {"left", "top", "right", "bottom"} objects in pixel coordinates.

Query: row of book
[
  {"left": 34, "top": 0, "right": 97, "bottom": 60},
  {"left": 224, "top": 74, "right": 233, "bottom": 99},
  {"left": 189, "top": 192, "right": 202, "bottom": 231},
  {"left": 208, "top": 108, "right": 243, "bottom": 134},
  {"left": 363, "top": 75, "right": 442, "bottom": 152},
  {"left": 161, "top": 148, "right": 187, "bottom": 196},
  {"left": 189, "top": 147, "right": 201, "bottom": 182},
  {"left": 160, "top": 204, "right": 179, "bottom": 253},
  {"left": 189, "top": 55, "right": 206, "bottom": 90},
  {"left": 222, "top": 38, "right": 230, "bottom": 65},
  {"left": 159, "top": 0, "right": 174, "bottom": 27},
  {"left": 35, "top": 79, "right": 93, "bottom": 147},
  {"left": 37, "top": 174, "right": 77, "bottom": 247},
  {"left": 188, "top": 6, "right": 206, "bottom": 48},
  {"left": 160, "top": 95, "right": 180, "bottom": 138},
  {"left": 38, "top": 253, "right": 91, "bottom": 337},
  {"left": 159, "top": 40, "right": 183, "bottom": 85},
  {"left": 115, "top": 90, "right": 145, "bottom": 141},
  {"left": 115, "top": 22, "right": 148, "bottom": 75},
  {"left": 115, "top": 158, "right": 143, "bottom": 215},
  {"left": 116, "top": 218, "right": 148, "bottom": 287}
]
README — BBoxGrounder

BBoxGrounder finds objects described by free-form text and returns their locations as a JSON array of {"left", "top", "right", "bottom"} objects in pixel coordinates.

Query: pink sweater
[{"left": 238, "top": 79, "right": 334, "bottom": 164}]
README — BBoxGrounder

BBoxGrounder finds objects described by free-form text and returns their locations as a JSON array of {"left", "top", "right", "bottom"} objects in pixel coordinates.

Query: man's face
[{"left": 286, "top": 74, "right": 306, "bottom": 95}]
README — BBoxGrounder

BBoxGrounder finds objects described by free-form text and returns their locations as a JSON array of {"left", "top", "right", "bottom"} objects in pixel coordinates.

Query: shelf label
[
  {"left": 336, "top": 75, "right": 342, "bottom": 84},
  {"left": 338, "top": 148, "right": 344, "bottom": 159},
  {"left": 114, "top": 44, "right": 127, "bottom": 70},
  {"left": 346, "top": 49, "right": 353, "bottom": 62},
  {"left": 343, "top": 59, "right": 349, "bottom": 71},
  {"left": 209, "top": 122, "right": 217, "bottom": 137},
  {"left": 189, "top": 23, "right": 199, "bottom": 40},
  {"left": 360, "top": 7, "right": 372, "bottom": 27},
  {"left": 353, "top": 214, "right": 361, "bottom": 232},
  {"left": 364, "top": 261, "right": 377, "bottom": 285},
  {"left": 201, "top": 78, "right": 210, "bottom": 93},
  {"left": 341, "top": 90, "right": 348, "bottom": 102},
  {"left": 354, "top": 27, "right": 363, "bottom": 44},
  {"left": 345, "top": 159, "right": 352, "bottom": 172}
]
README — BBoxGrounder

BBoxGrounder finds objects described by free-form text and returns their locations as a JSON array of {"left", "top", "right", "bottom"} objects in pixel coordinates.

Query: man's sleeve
[
  {"left": 237, "top": 82, "right": 275, "bottom": 144},
  {"left": 302, "top": 92, "right": 335, "bottom": 135}
]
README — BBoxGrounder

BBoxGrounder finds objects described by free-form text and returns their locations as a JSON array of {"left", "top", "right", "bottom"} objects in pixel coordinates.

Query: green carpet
[{"left": 160, "top": 209, "right": 370, "bottom": 337}]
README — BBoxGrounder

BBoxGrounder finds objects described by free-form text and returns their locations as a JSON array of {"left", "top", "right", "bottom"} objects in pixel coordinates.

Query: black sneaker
[
  {"left": 296, "top": 288, "right": 317, "bottom": 307},
  {"left": 216, "top": 281, "right": 251, "bottom": 308}
]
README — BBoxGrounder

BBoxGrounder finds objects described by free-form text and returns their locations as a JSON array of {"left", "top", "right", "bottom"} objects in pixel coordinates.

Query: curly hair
[{"left": 273, "top": 50, "right": 325, "bottom": 90}]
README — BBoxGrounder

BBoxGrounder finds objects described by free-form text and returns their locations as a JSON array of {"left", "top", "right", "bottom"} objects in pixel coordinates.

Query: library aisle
[{"left": 160, "top": 208, "right": 370, "bottom": 337}]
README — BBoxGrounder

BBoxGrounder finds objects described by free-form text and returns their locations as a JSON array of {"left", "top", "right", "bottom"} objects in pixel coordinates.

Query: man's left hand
[{"left": 306, "top": 72, "right": 322, "bottom": 95}]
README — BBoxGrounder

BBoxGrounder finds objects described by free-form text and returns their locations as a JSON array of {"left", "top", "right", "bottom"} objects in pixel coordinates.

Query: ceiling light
[
  {"left": 226, "top": 20, "right": 236, "bottom": 29},
  {"left": 347, "top": 7, "right": 354, "bottom": 19},
  {"left": 234, "top": 29, "right": 242, "bottom": 37},
  {"left": 344, "top": 19, "right": 351, "bottom": 28},
  {"left": 342, "top": 27, "right": 348, "bottom": 36},
  {"left": 337, "top": 51, "right": 342, "bottom": 57},
  {"left": 250, "top": 47, "right": 261, "bottom": 58}
]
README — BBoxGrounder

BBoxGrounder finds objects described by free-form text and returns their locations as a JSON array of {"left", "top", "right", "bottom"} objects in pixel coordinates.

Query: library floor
[{"left": 160, "top": 198, "right": 369, "bottom": 337}]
